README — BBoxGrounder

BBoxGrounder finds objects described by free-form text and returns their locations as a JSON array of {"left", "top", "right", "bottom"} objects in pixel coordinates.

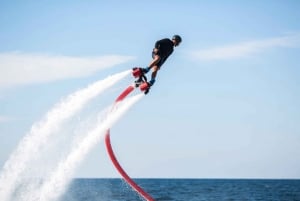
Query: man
[{"left": 137, "top": 35, "right": 182, "bottom": 92}]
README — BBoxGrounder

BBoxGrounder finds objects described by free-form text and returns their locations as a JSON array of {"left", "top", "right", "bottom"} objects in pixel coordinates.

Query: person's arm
[
  {"left": 152, "top": 40, "right": 162, "bottom": 55},
  {"left": 148, "top": 54, "right": 160, "bottom": 68},
  {"left": 147, "top": 40, "right": 163, "bottom": 68}
]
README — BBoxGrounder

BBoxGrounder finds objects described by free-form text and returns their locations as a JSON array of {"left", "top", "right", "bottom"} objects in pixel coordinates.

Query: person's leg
[
  {"left": 151, "top": 65, "right": 159, "bottom": 83},
  {"left": 149, "top": 55, "right": 166, "bottom": 86}
]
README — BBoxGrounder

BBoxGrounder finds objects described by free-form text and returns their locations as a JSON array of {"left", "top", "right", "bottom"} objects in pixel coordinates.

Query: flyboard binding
[{"left": 132, "top": 67, "right": 151, "bottom": 94}]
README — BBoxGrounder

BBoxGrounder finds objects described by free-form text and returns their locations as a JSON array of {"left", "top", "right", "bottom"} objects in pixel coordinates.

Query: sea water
[{"left": 60, "top": 179, "right": 300, "bottom": 201}]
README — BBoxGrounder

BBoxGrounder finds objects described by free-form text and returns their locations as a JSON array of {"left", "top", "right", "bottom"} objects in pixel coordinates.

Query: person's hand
[{"left": 153, "top": 48, "right": 159, "bottom": 54}]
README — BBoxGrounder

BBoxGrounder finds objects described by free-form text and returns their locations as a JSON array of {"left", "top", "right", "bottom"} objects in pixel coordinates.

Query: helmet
[{"left": 172, "top": 35, "right": 182, "bottom": 43}]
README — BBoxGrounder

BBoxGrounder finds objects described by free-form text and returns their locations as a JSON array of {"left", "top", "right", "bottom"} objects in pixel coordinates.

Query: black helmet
[{"left": 172, "top": 35, "right": 182, "bottom": 43}]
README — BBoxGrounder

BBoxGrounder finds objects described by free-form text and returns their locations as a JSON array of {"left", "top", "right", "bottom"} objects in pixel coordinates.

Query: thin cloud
[
  {"left": 0, "top": 116, "right": 13, "bottom": 123},
  {"left": 191, "top": 33, "right": 300, "bottom": 61},
  {"left": 0, "top": 52, "right": 134, "bottom": 89}
]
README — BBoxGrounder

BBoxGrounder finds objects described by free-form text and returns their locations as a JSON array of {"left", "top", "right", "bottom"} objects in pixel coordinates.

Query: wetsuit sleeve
[{"left": 154, "top": 40, "right": 162, "bottom": 49}]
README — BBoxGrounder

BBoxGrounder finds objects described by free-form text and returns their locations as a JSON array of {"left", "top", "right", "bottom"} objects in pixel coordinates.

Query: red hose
[
  {"left": 104, "top": 85, "right": 154, "bottom": 201},
  {"left": 105, "top": 132, "right": 154, "bottom": 201}
]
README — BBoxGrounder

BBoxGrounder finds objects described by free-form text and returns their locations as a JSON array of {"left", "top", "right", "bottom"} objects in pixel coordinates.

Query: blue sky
[{"left": 0, "top": 0, "right": 300, "bottom": 179}]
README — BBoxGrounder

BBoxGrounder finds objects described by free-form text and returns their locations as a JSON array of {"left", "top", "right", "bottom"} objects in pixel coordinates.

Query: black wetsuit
[{"left": 152, "top": 38, "right": 174, "bottom": 68}]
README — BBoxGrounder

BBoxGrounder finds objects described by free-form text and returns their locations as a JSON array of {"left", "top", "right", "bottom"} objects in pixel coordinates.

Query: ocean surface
[{"left": 60, "top": 179, "right": 300, "bottom": 201}]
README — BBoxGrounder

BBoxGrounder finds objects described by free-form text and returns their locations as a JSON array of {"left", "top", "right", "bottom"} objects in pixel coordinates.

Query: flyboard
[{"left": 104, "top": 68, "right": 155, "bottom": 201}]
